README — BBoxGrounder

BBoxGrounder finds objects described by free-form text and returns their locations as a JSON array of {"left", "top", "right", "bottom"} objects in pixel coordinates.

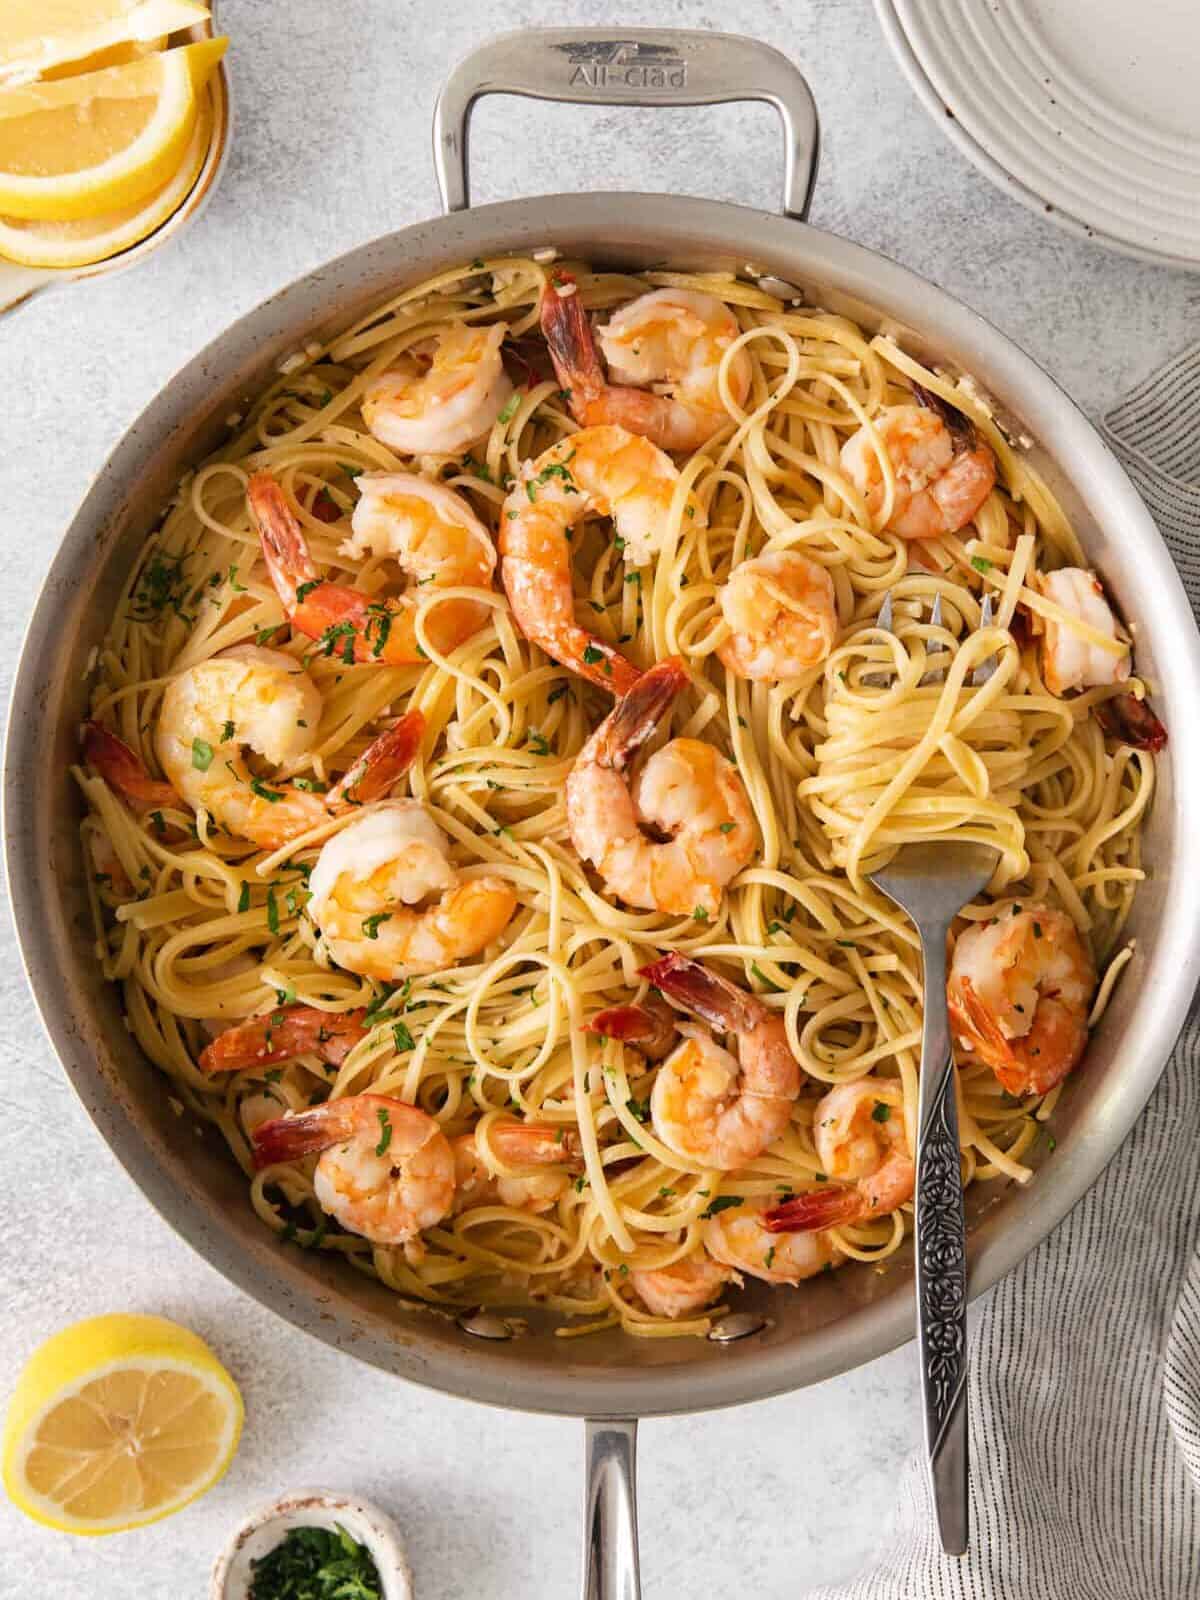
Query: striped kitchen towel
[{"left": 810, "top": 342, "right": 1200, "bottom": 1600}]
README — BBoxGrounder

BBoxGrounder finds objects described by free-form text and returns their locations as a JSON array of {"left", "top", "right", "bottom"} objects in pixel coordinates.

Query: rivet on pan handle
[
  {"left": 581, "top": 1419, "right": 641, "bottom": 1600},
  {"left": 432, "top": 27, "right": 819, "bottom": 219}
]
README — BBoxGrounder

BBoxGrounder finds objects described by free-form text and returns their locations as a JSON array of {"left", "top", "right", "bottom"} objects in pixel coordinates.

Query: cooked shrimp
[
  {"left": 249, "top": 470, "right": 494, "bottom": 665},
  {"left": 499, "top": 425, "right": 703, "bottom": 694},
  {"left": 640, "top": 952, "right": 801, "bottom": 1169},
  {"left": 565, "top": 659, "right": 755, "bottom": 917},
  {"left": 583, "top": 992, "right": 678, "bottom": 1060},
  {"left": 253, "top": 1093, "right": 455, "bottom": 1247},
  {"left": 1038, "top": 568, "right": 1130, "bottom": 696},
  {"left": 948, "top": 902, "right": 1096, "bottom": 1097},
  {"left": 704, "top": 1199, "right": 843, "bottom": 1285},
  {"left": 541, "top": 275, "right": 751, "bottom": 452},
  {"left": 361, "top": 322, "right": 512, "bottom": 456},
  {"left": 155, "top": 644, "right": 423, "bottom": 848},
  {"left": 841, "top": 389, "right": 996, "bottom": 540},
  {"left": 450, "top": 1120, "right": 581, "bottom": 1216},
  {"left": 198, "top": 1004, "right": 368, "bottom": 1076},
  {"left": 306, "top": 799, "right": 517, "bottom": 979},
  {"left": 717, "top": 550, "right": 838, "bottom": 680},
  {"left": 764, "top": 1079, "right": 912, "bottom": 1233},
  {"left": 630, "top": 1254, "right": 732, "bottom": 1319}
]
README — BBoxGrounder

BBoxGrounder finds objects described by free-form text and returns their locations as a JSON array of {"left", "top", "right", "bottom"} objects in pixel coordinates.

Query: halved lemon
[
  {"left": 0, "top": 35, "right": 226, "bottom": 221},
  {"left": 0, "top": 94, "right": 212, "bottom": 266},
  {"left": 3, "top": 1312, "right": 243, "bottom": 1536},
  {"left": 0, "top": 0, "right": 210, "bottom": 87}
]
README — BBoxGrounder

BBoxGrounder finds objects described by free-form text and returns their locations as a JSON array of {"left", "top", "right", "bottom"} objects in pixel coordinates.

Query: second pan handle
[{"left": 433, "top": 27, "right": 819, "bottom": 219}]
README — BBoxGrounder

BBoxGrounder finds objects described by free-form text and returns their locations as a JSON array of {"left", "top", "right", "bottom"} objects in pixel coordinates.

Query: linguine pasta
[{"left": 74, "top": 256, "right": 1156, "bottom": 1340}]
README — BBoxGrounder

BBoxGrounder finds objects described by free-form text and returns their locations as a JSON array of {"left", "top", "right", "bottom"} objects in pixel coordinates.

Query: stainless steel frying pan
[{"left": 7, "top": 29, "right": 1200, "bottom": 1598}]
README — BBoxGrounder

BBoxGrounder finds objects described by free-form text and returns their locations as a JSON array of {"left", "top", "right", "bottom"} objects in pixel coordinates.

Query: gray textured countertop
[{"left": 1, "top": 2, "right": 1195, "bottom": 1595}]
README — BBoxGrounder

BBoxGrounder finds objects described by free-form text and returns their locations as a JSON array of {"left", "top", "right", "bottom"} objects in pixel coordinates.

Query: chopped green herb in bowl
[{"left": 248, "top": 1523, "right": 383, "bottom": 1600}]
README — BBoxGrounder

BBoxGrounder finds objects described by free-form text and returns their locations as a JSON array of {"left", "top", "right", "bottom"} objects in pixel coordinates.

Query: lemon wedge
[
  {"left": 0, "top": 93, "right": 211, "bottom": 266},
  {"left": 0, "top": 0, "right": 210, "bottom": 87},
  {"left": 3, "top": 1312, "right": 243, "bottom": 1536},
  {"left": 0, "top": 35, "right": 225, "bottom": 221},
  {"left": 39, "top": 37, "right": 168, "bottom": 82}
]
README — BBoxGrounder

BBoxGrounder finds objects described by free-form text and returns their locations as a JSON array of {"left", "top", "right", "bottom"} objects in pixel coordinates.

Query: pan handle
[
  {"left": 581, "top": 1419, "right": 641, "bottom": 1600},
  {"left": 433, "top": 27, "right": 818, "bottom": 219}
]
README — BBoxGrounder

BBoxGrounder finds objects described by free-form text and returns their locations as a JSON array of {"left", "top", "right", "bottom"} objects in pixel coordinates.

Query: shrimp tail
[
  {"left": 200, "top": 1006, "right": 369, "bottom": 1076},
  {"left": 540, "top": 272, "right": 606, "bottom": 422},
  {"left": 1095, "top": 692, "right": 1167, "bottom": 752},
  {"left": 638, "top": 951, "right": 763, "bottom": 1036},
  {"left": 329, "top": 709, "right": 426, "bottom": 807},
  {"left": 583, "top": 997, "right": 678, "bottom": 1058},
  {"left": 252, "top": 1098, "right": 363, "bottom": 1168},
  {"left": 763, "top": 1186, "right": 862, "bottom": 1233},
  {"left": 950, "top": 974, "right": 1024, "bottom": 1093},
  {"left": 81, "top": 720, "right": 179, "bottom": 810},
  {"left": 593, "top": 657, "right": 689, "bottom": 768},
  {"left": 911, "top": 382, "right": 976, "bottom": 451},
  {"left": 247, "top": 470, "right": 321, "bottom": 606}
]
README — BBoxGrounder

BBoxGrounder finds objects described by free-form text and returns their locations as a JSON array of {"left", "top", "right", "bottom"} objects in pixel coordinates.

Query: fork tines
[{"left": 873, "top": 587, "right": 998, "bottom": 688}]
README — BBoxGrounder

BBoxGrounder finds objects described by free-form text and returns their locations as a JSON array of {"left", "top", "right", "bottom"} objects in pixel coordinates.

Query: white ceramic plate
[{"left": 875, "top": 0, "right": 1200, "bottom": 267}]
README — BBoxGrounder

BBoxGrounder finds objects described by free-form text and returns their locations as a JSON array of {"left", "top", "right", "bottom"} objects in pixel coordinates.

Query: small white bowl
[{"left": 210, "top": 1488, "right": 413, "bottom": 1600}]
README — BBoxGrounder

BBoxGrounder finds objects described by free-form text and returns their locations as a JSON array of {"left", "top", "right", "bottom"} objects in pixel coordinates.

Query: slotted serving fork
[{"left": 865, "top": 589, "right": 1000, "bottom": 1556}]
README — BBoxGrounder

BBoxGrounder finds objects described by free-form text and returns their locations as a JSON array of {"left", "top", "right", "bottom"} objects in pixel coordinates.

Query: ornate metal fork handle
[{"left": 912, "top": 918, "right": 970, "bottom": 1556}]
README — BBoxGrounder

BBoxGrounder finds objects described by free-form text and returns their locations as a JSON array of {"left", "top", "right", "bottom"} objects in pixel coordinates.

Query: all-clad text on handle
[{"left": 433, "top": 28, "right": 819, "bottom": 217}]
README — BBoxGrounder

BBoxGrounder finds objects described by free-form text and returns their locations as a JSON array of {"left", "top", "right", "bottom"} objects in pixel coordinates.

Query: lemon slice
[
  {"left": 0, "top": 36, "right": 226, "bottom": 221},
  {"left": 0, "top": 95, "right": 211, "bottom": 266},
  {"left": 3, "top": 1313, "right": 243, "bottom": 1536},
  {"left": 0, "top": 1, "right": 210, "bottom": 87}
]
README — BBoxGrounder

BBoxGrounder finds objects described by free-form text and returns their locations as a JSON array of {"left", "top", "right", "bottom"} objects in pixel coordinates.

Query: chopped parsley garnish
[
  {"left": 191, "top": 738, "right": 213, "bottom": 772},
  {"left": 375, "top": 1108, "right": 393, "bottom": 1157},
  {"left": 362, "top": 912, "right": 392, "bottom": 940},
  {"left": 130, "top": 551, "right": 190, "bottom": 622},
  {"left": 971, "top": 556, "right": 994, "bottom": 574},
  {"left": 701, "top": 1195, "right": 743, "bottom": 1219},
  {"left": 366, "top": 608, "right": 392, "bottom": 659},
  {"left": 221, "top": 720, "right": 235, "bottom": 743},
  {"left": 297, "top": 1218, "right": 329, "bottom": 1253},
  {"left": 392, "top": 1021, "right": 415, "bottom": 1053},
  {"left": 527, "top": 731, "right": 551, "bottom": 756},
  {"left": 871, "top": 1101, "right": 891, "bottom": 1123},
  {"left": 749, "top": 962, "right": 780, "bottom": 990},
  {"left": 295, "top": 579, "right": 320, "bottom": 605},
  {"left": 227, "top": 564, "right": 246, "bottom": 593},
  {"left": 718, "top": 821, "right": 735, "bottom": 834},
  {"left": 582, "top": 644, "right": 603, "bottom": 665},
  {"left": 237, "top": 882, "right": 250, "bottom": 914},
  {"left": 266, "top": 886, "right": 280, "bottom": 935},
  {"left": 498, "top": 391, "right": 520, "bottom": 424},
  {"left": 250, "top": 779, "right": 284, "bottom": 803},
  {"left": 692, "top": 906, "right": 709, "bottom": 922}
]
